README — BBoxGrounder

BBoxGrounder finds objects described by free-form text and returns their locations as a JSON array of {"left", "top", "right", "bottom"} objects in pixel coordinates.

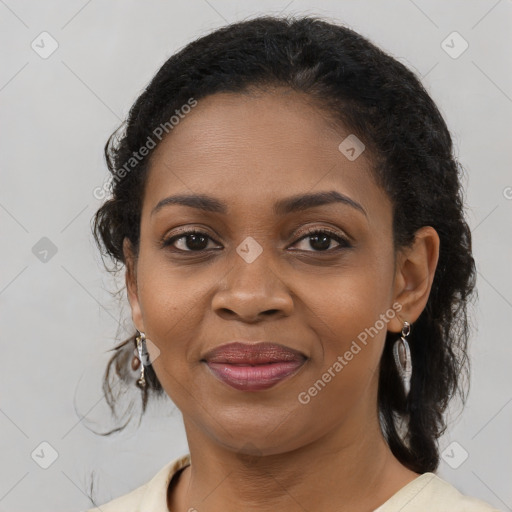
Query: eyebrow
[{"left": 150, "top": 190, "right": 367, "bottom": 218}]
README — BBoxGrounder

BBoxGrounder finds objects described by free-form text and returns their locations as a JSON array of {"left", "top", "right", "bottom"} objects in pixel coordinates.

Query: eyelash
[{"left": 161, "top": 227, "right": 351, "bottom": 253}]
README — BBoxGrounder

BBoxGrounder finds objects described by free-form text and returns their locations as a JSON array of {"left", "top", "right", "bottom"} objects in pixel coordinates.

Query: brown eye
[
  {"left": 292, "top": 229, "right": 351, "bottom": 252},
  {"left": 162, "top": 230, "right": 220, "bottom": 252}
]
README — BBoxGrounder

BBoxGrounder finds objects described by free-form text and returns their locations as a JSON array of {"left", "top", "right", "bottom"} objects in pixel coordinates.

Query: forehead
[{"left": 142, "top": 90, "right": 389, "bottom": 222}]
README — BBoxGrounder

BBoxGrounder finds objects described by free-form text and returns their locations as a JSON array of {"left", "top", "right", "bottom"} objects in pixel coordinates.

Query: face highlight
[{"left": 124, "top": 89, "right": 405, "bottom": 455}]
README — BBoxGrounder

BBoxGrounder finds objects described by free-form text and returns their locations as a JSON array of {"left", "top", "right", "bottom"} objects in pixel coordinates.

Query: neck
[{"left": 170, "top": 409, "right": 419, "bottom": 512}]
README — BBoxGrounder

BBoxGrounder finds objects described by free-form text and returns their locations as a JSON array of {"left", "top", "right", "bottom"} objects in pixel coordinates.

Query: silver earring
[
  {"left": 393, "top": 321, "right": 412, "bottom": 398},
  {"left": 135, "top": 331, "right": 147, "bottom": 389}
]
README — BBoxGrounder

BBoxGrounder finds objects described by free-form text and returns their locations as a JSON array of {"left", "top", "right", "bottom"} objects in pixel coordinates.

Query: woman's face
[{"left": 125, "top": 89, "right": 406, "bottom": 455}]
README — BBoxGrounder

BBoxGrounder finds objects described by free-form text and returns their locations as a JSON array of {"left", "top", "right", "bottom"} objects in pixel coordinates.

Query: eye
[
  {"left": 291, "top": 228, "right": 351, "bottom": 252},
  {"left": 162, "top": 229, "right": 221, "bottom": 252},
  {"left": 161, "top": 227, "right": 351, "bottom": 253}
]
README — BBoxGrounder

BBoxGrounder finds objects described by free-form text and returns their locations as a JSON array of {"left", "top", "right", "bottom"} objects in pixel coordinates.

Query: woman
[{"left": 87, "top": 15, "right": 499, "bottom": 512}]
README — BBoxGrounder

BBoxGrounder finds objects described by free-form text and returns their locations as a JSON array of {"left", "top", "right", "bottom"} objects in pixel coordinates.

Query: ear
[
  {"left": 123, "top": 237, "right": 144, "bottom": 332},
  {"left": 388, "top": 226, "right": 440, "bottom": 333}
]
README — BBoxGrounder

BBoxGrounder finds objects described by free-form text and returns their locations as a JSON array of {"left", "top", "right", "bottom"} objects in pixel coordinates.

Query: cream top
[{"left": 85, "top": 453, "right": 501, "bottom": 512}]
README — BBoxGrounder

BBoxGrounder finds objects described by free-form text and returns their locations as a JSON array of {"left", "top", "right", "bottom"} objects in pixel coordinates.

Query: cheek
[
  {"left": 135, "top": 261, "right": 197, "bottom": 371},
  {"left": 134, "top": 255, "right": 222, "bottom": 408},
  {"left": 302, "top": 253, "right": 394, "bottom": 378},
  {"left": 291, "top": 278, "right": 389, "bottom": 433},
  {"left": 315, "top": 256, "right": 393, "bottom": 331},
  {"left": 136, "top": 246, "right": 202, "bottom": 334}
]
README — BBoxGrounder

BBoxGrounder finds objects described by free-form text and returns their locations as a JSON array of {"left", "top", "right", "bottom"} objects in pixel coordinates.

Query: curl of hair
[{"left": 92, "top": 15, "right": 476, "bottom": 473}]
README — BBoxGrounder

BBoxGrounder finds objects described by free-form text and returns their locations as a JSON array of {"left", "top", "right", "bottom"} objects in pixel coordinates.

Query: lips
[{"left": 202, "top": 342, "right": 307, "bottom": 391}]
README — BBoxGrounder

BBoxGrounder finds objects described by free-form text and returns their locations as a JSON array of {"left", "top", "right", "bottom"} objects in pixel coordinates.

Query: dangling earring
[
  {"left": 393, "top": 321, "right": 412, "bottom": 398},
  {"left": 134, "top": 331, "right": 147, "bottom": 389}
]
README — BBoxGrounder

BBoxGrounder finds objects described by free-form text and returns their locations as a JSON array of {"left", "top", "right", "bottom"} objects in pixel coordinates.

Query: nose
[{"left": 211, "top": 252, "right": 294, "bottom": 323}]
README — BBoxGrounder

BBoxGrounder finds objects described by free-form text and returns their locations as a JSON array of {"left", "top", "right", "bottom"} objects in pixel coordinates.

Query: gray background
[{"left": 1, "top": 1, "right": 511, "bottom": 510}]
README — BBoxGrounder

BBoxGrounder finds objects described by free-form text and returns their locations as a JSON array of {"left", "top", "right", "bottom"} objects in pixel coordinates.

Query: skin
[{"left": 123, "top": 88, "right": 440, "bottom": 512}]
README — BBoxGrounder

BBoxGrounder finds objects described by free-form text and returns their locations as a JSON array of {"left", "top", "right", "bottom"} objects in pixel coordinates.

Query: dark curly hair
[{"left": 91, "top": 15, "right": 476, "bottom": 473}]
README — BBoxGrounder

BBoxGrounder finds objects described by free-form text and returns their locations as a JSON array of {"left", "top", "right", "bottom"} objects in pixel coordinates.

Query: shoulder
[
  {"left": 83, "top": 453, "right": 191, "bottom": 512},
  {"left": 422, "top": 474, "right": 501, "bottom": 512},
  {"left": 376, "top": 472, "right": 501, "bottom": 512},
  {"left": 84, "top": 483, "right": 148, "bottom": 512}
]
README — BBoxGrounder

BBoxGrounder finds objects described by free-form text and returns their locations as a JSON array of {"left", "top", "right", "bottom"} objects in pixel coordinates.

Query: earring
[
  {"left": 134, "top": 331, "right": 147, "bottom": 389},
  {"left": 393, "top": 321, "right": 412, "bottom": 398}
]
